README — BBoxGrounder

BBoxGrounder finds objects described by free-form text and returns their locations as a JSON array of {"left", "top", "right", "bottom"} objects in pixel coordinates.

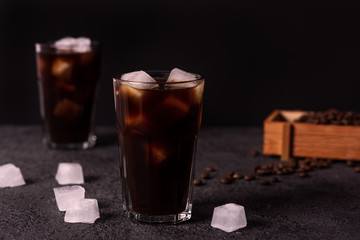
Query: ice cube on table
[
  {"left": 120, "top": 71, "right": 157, "bottom": 89},
  {"left": 53, "top": 186, "right": 85, "bottom": 211},
  {"left": 55, "top": 163, "right": 84, "bottom": 185},
  {"left": 167, "top": 68, "right": 199, "bottom": 88},
  {"left": 211, "top": 203, "right": 247, "bottom": 232},
  {"left": 64, "top": 199, "right": 100, "bottom": 223},
  {"left": 0, "top": 163, "right": 26, "bottom": 188}
]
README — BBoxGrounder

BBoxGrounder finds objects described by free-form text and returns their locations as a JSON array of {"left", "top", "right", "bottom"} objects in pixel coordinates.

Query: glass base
[
  {"left": 44, "top": 134, "right": 97, "bottom": 150},
  {"left": 128, "top": 208, "right": 192, "bottom": 224}
]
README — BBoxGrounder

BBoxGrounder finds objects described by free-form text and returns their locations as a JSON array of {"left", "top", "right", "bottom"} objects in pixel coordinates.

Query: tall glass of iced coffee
[
  {"left": 113, "top": 69, "right": 204, "bottom": 223},
  {"left": 35, "top": 37, "right": 101, "bottom": 149}
]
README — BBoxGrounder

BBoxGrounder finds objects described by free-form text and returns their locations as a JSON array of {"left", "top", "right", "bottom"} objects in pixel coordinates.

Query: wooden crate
[{"left": 263, "top": 110, "right": 360, "bottom": 161}]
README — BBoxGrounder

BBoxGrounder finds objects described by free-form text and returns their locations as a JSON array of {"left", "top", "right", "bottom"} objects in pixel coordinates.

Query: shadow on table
[{"left": 84, "top": 175, "right": 100, "bottom": 183}]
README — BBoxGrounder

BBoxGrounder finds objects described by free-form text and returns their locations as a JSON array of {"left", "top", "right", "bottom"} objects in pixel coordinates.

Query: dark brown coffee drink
[
  {"left": 35, "top": 39, "right": 100, "bottom": 149},
  {"left": 114, "top": 71, "right": 204, "bottom": 220}
]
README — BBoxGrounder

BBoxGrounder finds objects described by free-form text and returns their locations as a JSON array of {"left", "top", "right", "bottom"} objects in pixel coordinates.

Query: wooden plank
[{"left": 281, "top": 123, "right": 292, "bottom": 161}]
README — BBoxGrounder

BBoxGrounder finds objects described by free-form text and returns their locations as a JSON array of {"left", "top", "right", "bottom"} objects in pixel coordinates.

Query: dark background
[{"left": 1, "top": 0, "right": 360, "bottom": 126}]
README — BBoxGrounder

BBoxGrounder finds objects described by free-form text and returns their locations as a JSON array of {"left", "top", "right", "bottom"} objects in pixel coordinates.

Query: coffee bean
[
  {"left": 321, "top": 162, "right": 330, "bottom": 168},
  {"left": 201, "top": 172, "right": 210, "bottom": 179},
  {"left": 233, "top": 173, "right": 243, "bottom": 179},
  {"left": 220, "top": 176, "right": 233, "bottom": 184},
  {"left": 299, "top": 172, "right": 308, "bottom": 178},
  {"left": 260, "top": 165, "right": 269, "bottom": 170},
  {"left": 326, "top": 159, "right": 333, "bottom": 164},
  {"left": 251, "top": 150, "right": 260, "bottom": 156},
  {"left": 193, "top": 179, "right": 203, "bottom": 185},
  {"left": 355, "top": 166, "right": 360, "bottom": 173},
  {"left": 205, "top": 167, "right": 215, "bottom": 172},
  {"left": 256, "top": 169, "right": 268, "bottom": 175},
  {"left": 286, "top": 167, "right": 295, "bottom": 174},
  {"left": 296, "top": 109, "right": 360, "bottom": 126},
  {"left": 271, "top": 177, "right": 279, "bottom": 182},
  {"left": 227, "top": 170, "right": 235, "bottom": 177},
  {"left": 260, "top": 179, "right": 270, "bottom": 185},
  {"left": 346, "top": 160, "right": 354, "bottom": 167},
  {"left": 244, "top": 174, "right": 255, "bottom": 181},
  {"left": 288, "top": 159, "right": 297, "bottom": 168}
]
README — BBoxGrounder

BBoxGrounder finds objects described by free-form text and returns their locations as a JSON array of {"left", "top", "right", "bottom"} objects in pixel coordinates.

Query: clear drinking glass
[
  {"left": 35, "top": 40, "right": 101, "bottom": 149},
  {"left": 113, "top": 71, "right": 204, "bottom": 223}
]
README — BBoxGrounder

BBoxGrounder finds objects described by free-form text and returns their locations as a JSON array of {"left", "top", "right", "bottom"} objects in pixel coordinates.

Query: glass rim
[{"left": 113, "top": 70, "right": 204, "bottom": 85}]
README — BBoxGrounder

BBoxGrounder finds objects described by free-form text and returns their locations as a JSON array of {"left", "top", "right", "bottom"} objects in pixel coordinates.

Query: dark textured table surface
[{"left": 1, "top": 126, "right": 360, "bottom": 240}]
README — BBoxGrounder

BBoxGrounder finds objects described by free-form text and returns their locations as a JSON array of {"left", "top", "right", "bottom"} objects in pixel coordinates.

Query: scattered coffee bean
[
  {"left": 205, "top": 167, "right": 215, "bottom": 172},
  {"left": 244, "top": 174, "right": 255, "bottom": 181},
  {"left": 260, "top": 179, "right": 270, "bottom": 185},
  {"left": 220, "top": 176, "right": 233, "bottom": 184},
  {"left": 227, "top": 170, "right": 235, "bottom": 177},
  {"left": 253, "top": 164, "right": 260, "bottom": 173},
  {"left": 299, "top": 172, "right": 308, "bottom": 178},
  {"left": 355, "top": 166, "right": 360, "bottom": 173},
  {"left": 256, "top": 169, "right": 268, "bottom": 175},
  {"left": 233, "top": 173, "right": 243, "bottom": 179},
  {"left": 326, "top": 159, "right": 333, "bottom": 164},
  {"left": 201, "top": 172, "right": 210, "bottom": 179},
  {"left": 251, "top": 150, "right": 260, "bottom": 156},
  {"left": 347, "top": 160, "right": 354, "bottom": 167},
  {"left": 271, "top": 177, "right": 279, "bottom": 182},
  {"left": 193, "top": 179, "right": 203, "bottom": 185}
]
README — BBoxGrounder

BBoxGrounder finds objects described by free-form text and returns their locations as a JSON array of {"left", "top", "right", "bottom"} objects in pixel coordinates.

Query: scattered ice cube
[
  {"left": 53, "top": 99, "right": 83, "bottom": 121},
  {"left": 211, "top": 203, "right": 247, "bottom": 232},
  {"left": 52, "top": 58, "right": 72, "bottom": 80},
  {"left": 121, "top": 71, "right": 157, "bottom": 89},
  {"left": 55, "top": 163, "right": 84, "bottom": 185},
  {"left": 167, "top": 68, "right": 199, "bottom": 88},
  {"left": 54, "top": 37, "right": 91, "bottom": 53},
  {"left": 53, "top": 186, "right": 85, "bottom": 211},
  {"left": 64, "top": 198, "right": 100, "bottom": 223},
  {"left": 0, "top": 163, "right": 26, "bottom": 188}
]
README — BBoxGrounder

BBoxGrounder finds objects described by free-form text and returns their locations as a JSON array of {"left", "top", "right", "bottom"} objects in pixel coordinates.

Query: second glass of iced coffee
[
  {"left": 113, "top": 69, "right": 204, "bottom": 224},
  {"left": 35, "top": 37, "right": 101, "bottom": 150}
]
